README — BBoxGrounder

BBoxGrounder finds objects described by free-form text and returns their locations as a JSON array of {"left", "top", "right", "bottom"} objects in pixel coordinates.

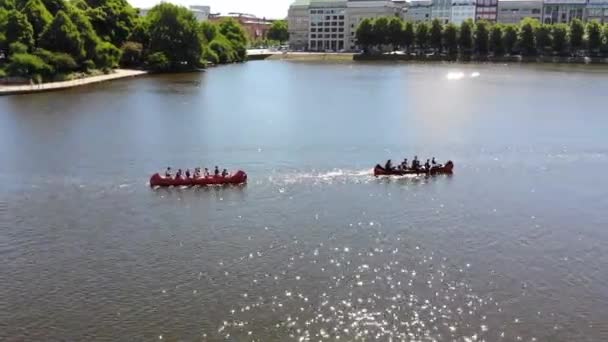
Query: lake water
[{"left": 1, "top": 61, "right": 608, "bottom": 341}]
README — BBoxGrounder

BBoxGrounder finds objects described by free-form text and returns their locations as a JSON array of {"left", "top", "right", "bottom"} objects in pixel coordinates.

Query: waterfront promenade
[{"left": 0, "top": 69, "right": 147, "bottom": 96}]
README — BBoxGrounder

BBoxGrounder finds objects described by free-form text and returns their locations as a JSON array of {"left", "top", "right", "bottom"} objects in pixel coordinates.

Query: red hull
[
  {"left": 374, "top": 161, "right": 454, "bottom": 176},
  {"left": 149, "top": 170, "right": 247, "bottom": 187}
]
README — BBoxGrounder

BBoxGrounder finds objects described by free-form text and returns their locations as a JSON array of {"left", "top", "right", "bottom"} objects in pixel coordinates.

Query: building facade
[
  {"left": 403, "top": 0, "right": 433, "bottom": 22},
  {"left": 497, "top": 0, "right": 542, "bottom": 23},
  {"left": 288, "top": 0, "right": 403, "bottom": 52},
  {"left": 210, "top": 13, "right": 274, "bottom": 40},
  {"left": 476, "top": 0, "right": 498, "bottom": 21},
  {"left": 451, "top": 0, "right": 477, "bottom": 24},
  {"left": 586, "top": 0, "right": 608, "bottom": 22},
  {"left": 432, "top": 0, "right": 452, "bottom": 23},
  {"left": 542, "top": 0, "right": 586, "bottom": 23},
  {"left": 190, "top": 5, "right": 211, "bottom": 21}
]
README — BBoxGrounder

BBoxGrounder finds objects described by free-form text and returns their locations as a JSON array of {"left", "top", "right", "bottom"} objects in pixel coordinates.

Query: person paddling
[
  {"left": 424, "top": 159, "right": 431, "bottom": 171},
  {"left": 204, "top": 168, "right": 210, "bottom": 177},
  {"left": 214, "top": 166, "right": 220, "bottom": 177},
  {"left": 431, "top": 157, "right": 437, "bottom": 166},
  {"left": 385, "top": 159, "right": 393, "bottom": 171},
  {"left": 402, "top": 158, "right": 408, "bottom": 170},
  {"left": 176, "top": 169, "right": 183, "bottom": 179},
  {"left": 221, "top": 169, "right": 229, "bottom": 177},
  {"left": 412, "top": 156, "right": 419, "bottom": 170},
  {"left": 185, "top": 169, "right": 191, "bottom": 179},
  {"left": 165, "top": 167, "right": 172, "bottom": 178}
]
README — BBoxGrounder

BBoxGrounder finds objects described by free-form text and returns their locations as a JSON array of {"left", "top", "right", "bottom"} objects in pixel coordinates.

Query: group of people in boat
[
  {"left": 384, "top": 156, "right": 443, "bottom": 172},
  {"left": 164, "top": 166, "right": 230, "bottom": 179}
]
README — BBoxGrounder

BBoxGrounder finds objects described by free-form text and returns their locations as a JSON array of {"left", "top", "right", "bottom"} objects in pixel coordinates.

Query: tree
[
  {"left": 459, "top": 20, "right": 473, "bottom": 54},
  {"left": 200, "top": 21, "right": 218, "bottom": 43},
  {"left": 267, "top": 19, "right": 288, "bottom": 43},
  {"left": 40, "top": 0, "right": 66, "bottom": 15},
  {"left": 443, "top": 23, "right": 458, "bottom": 55},
  {"left": 387, "top": 17, "right": 403, "bottom": 51},
  {"left": 474, "top": 20, "right": 489, "bottom": 55},
  {"left": 145, "top": 51, "right": 169, "bottom": 71},
  {"left": 217, "top": 18, "right": 247, "bottom": 60},
  {"left": 34, "top": 48, "right": 78, "bottom": 72},
  {"left": 489, "top": 24, "right": 504, "bottom": 56},
  {"left": 5, "top": 10, "right": 34, "bottom": 52},
  {"left": 6, "top": 52, "right": 52, "bottom": 77},
  {"left": 569, "top": 18, "right": 584, "bottom": 53},
  {"left": 120, "top": 41, "right": 142, "bottom": 66},
  {"left": 401, "top": 21, "right": 414, "bottom": 52},
  {"left": 587, "top": 20, "right": 602, "bottom": 55},
  {"left": 503, "top": 24, "right": 517, "bottom": 55},
  {"left": 22, "top": 0, "right": 52, "bottom": 44},
  {"left": 68, "top": 8, "right": 101, "bottom": 61},
  {"left": 40, "top": 10, "right": 84, "bottom": 60},
  {"left": 534, "top": 24, "right": 551, "bottom": 55},
  {"left": 373, "top": 16, "right": 389, "bottom": 47},
  {"left": 602, "top": 24, "right": 608, "bottom": 55},
  {"left": 551, "top": 23, "right": 568, "bottom": 55},
  {"left": 415, "top": 22, "right": 429, "bottom": 52},
  {"left": 429, "top": 18, "right": 442, "bottom": 52},
  {"left": 95, "top": 41, "right": 120, "bottom": 69},
  {"left": 356, "top": 18, "right": 374, "bottom": 52},
  {"left": 86, "top": 0, "right": 138, "bottom": 47},
  {"left": 0, "top": 0, "right": 16, "bottom": 10},
  {"left": 147, "top": 3, "right": 203, "bottom": 69},
  {"left": 519, "top": 18, "right": 536, "bottom": 56}
]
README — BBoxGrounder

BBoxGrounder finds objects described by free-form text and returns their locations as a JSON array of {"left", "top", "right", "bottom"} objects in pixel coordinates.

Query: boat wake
[{"left": 270, "top": 168, "right": 373, "bottom": 186}]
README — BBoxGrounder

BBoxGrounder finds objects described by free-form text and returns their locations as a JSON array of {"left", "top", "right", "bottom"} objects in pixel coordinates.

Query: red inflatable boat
[
  {"left": 149, "top": 170, "right": 247, "bottom": 187},
  {"left": 374, "top": 161, "right": 454, "bottom": 176}
]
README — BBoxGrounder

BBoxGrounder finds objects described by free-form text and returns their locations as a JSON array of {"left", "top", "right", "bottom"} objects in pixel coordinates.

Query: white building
[
  {"left": 431, "top": 0, "right": 452, "bottom": 23},
  {"left": 542, "top": 0, "right": 586, "bottom": 23},
  {"left": 497, "top": 0, "right": 542, "bottom": 23},
  {"left": 586, "top": 0, "right": 608, "bottom": 22},
  {"left": 139, "top": 5, "right": 210, "bottom": 21},
  {"left": 450, "top": 0, "right": 476, "bottom": 24},
  {"left": 288, "top": 0, "right": 404, "bottom": 52},
  {"left": 403, "top": 0, "right": 433, "bottom": 22}
]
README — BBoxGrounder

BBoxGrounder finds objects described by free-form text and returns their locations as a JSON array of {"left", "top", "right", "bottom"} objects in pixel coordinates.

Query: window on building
[
  {"left": 338, "top": 28, "right": 344, "bottom": 32},
  {"left": 331, "top": 34, "right": 337, "bottom": 38},
  {"left": 325, "top": 15, "right": 331, "bottom": 20},
  {"left": 332, "top": 28, "right": 337, "bottom": 32},
  {"left": 532, "top": 9, "right": 540, "bottom": 14},
  {"left": 338, "top": 34, "right": 344, "bottom": 38},
  {"left": 339, "top": 15, "right": 344, "bottom": 20},
  {"left": 325, "top": 28, "right": 330, "bottom": 32},
  {"left": 311, "top": 28, "right": 317, "bottom": 32},
  {"left": 333, "top": 15, "right": 337, "bottom": 20},
  {"left": 311, "top": 34, "right": 316, "bottom": 38}
]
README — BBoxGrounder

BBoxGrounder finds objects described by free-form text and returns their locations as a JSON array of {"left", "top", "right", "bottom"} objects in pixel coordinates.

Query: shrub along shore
[
  {"left": 0, "top": 0, "right": 248, "bottom": 84},
  {"left": 355, "top": 17, "right": 608, "bottom": 60}
]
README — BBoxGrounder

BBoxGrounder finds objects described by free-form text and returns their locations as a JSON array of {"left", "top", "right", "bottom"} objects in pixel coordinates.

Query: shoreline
[{"left": 0, "top": 69, "right": 148, "bottom": 96}]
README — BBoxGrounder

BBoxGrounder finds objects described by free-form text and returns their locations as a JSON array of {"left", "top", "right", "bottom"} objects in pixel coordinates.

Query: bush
[
  {"left": 202, "top": 45, "right": 219, "bottom": 65},
  {"left": 82, "top": 59, "right": 95, "bottom": 71},
  {"left": 209, "top": 35, "right": 236, "bottom": 64},
  {"left": 95, "top": 42, "right": 121, "bottom": 69},
  {"left": 146, "top": 51, "right": 170, "bottom": 71},
  {"left": 120, "top": 41, "right": 143, "bottom": 67},
  {"left": 0, "top": 68, "right": 6, "bottom": 77},
  {"left": 9, "top": 41, "right": 28, "bottom": 54},
  {"left": 6, "top": 52, "right": 53, "bottom": 77},
  {"left": 34, "top": 49, "right": 78, "bottom": 72}
]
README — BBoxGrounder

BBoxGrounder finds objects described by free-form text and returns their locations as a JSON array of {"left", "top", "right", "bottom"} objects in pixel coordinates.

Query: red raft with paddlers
[
  {"left": 374, "top": 161, "right": 454, "bottom": 176},
  {"left": 150, "top": 170, "right": 247, "bottom": 187}
]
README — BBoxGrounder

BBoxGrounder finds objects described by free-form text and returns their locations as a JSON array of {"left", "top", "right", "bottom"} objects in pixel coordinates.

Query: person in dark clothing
[
  {"left": 412, "top": 156, "right": 419, "bottom": 170},
  {"left": 385, "top": 159, "right": 393, "bottom": 171},
  {"left": 176, "top": 169, "right": 183, "bottom": 179},
  {"left": 221, "top": 169, "right": 229, "bottom": 177},
  {"left": 431, "top": 157, "right": 437, "bottom": 166},
  {"left": 214, "top": 166, "right": 220, "bottom": 176},
  {"left": 424, "top": 159, "right": 431, "bottom": 170},
  {"left": 401, "top": 158, "right": 408, "bottom": 170},
  {"left": 185, "top": 169, "right": 191, "bottom": 178},
  {"left": 204, "top": 168, "right": 210, "bottom": 177},
  {"left": 165, "top": 167, "right": 172, "bottom": 177}
]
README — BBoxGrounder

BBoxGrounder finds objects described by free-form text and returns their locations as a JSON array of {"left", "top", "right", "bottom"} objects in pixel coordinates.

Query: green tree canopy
[
  {"left": 218, "top": 18, "right": 247, "bottom": 46},
  {"left": 415, "top": 22, "right": 429, "bottom": 50},
  {"left": 569, "top": 18, "right": 584, "bottom": 52},
  {"left": 267, "top": 19, "right": 288, "bottom": 43},
  {"left": 459, "top": 20, "right": 473, "bottom": 54},
  {"left": 518, "top": 18, "right": 536, "bottom": 56},
  {"left": 356, "top": 18, "right": 374, "bottom": 52},
  {"left": 587, "top": 20, "right": 601, "bottom": 54},
  {"left": 40, "top": 0, "right": 67, "bottom": 15},
  {"left": 489, "top": 24, "right": 504, "bottom": 56},
  {"left": 94, "top": 41, "right": 120, "bottom": 69},
  {"left": 535, "top": 24, "right": 551, "bottom": 54},
  {"left": 68, "top": 7, "right": 101, "bottom": 61},
  {"left": 503, "top": 24, "right": 517, "bottom": 54},
  {"left": 551, "top": 24, "right": 567, "bottom": 55},
  {"left": 372, "top": 17, "right": 389, "bottom": 47},
  {"left": 602, "top": 24, "right": 608, "bottom": 54},
  {"left": 6, "top": 51, "right": 52, "bottom": 77},
  {"left": 200, "top": 20, "right": 218, "bottom": 43},
  {"left": 120, "top": 41, "right": 142, "bottom": 66},
  {"left": 86, "top": 0, "right": 137, "bottom": 46},
  {"left": 443, "top": 23, "right": 458, "bottom": 55},
  {"left": 387, "top": 17, "right": 403, "bottom": 50},
  {"left": 146, "top": 3, "right": 203, "bottom": 69},
  {"left": 40, "top": 10, "right": 84, "bottom": 59},
  {"left": 429, "top": 18, "right": 442, "bottom": 52},
  {"left": 401, "top": 21, "right": 414, "bottom": 52},
  {"left": 22, "top": 0, "right": 52, "bottom": 43},
  {"left": 5, "top": 10, "right": 34, "bottom": 52},
  {"left": 475, "top": 21, "right": 489, "bottom": 55}
]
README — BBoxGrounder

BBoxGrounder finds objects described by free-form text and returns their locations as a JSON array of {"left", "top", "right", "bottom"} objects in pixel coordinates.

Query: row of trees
[
  {"left": 356, "top": 17, "right": 608, "bottom": 57},
  {"left": 0, "top": 0, "right": 248, "bottom": 81}
]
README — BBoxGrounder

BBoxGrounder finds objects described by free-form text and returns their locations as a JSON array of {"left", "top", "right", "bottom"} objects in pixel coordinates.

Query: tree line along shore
[
  {"left": 355, "top": 17, "right": 608, "bottom": 59},
  {"left": 0, "top": 0, "right": 249, "bottom": 84}
]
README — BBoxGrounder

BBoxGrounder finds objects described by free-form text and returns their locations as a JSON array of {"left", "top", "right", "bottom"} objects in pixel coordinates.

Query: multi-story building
[
  {"left": 542, "top": 0, "right": 586, "bottom": 23},
  {"left": 288, "top": 0, "right": 403, "bottom": 52},
  {"left": 210, "top": 13, "right": 274, "bottom": 40},
  {"left": 586, "top": 0, "right": 608, "bottom": 22},
  {"left": 190, "top": 5, "right": 211, "bottom": 21},
  {"left": 431, "top": 0, "right": 452, "bottom": 23},
  {"left": 476, "top": 0, "right": 498, "bottom": 21},
  {"left": 403, "top": 0, "right": 433, "bottom": 22},
  {"left": 451, "top": 0, "right": 477, "bottom": 24},
  {"left": 497, "top": 0, "right": 543, "bottom": 23}
]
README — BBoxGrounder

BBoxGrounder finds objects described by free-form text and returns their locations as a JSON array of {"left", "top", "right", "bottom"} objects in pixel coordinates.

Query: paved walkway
[{"left": 0, "top": 69, "right": 147, "bottom": 96}]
